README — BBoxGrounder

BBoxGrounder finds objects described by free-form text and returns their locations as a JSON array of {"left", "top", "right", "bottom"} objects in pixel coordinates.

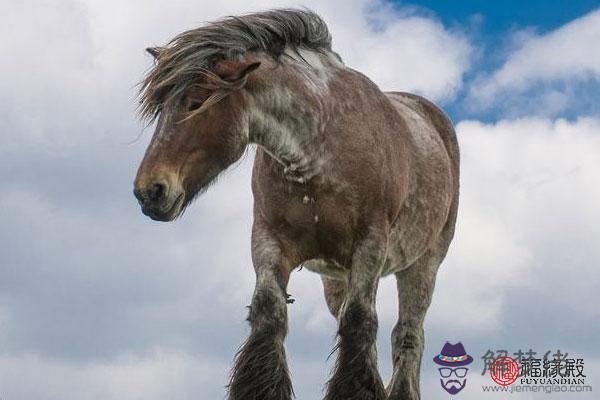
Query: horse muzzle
[{"left": 133, "top": 178, "right": 185, "bottom": 221}]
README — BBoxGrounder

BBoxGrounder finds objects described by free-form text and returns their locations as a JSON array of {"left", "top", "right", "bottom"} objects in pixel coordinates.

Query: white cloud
[
  {"left": 427, "top": 117, "right": 600, "bottom": 334},
  {"left": 469, "top": 8, "right": 600, "bottom": 108},
  {"left": 0, "top": 349, "right": 228, "bottom": 400},
  {"left": 322, "top": 1, "right": 472, "bottom": 100}
]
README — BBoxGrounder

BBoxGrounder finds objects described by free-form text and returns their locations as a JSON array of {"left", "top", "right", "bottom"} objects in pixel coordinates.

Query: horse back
[{"left": 386, "top": 91, "right": 459, "bottom": 181}]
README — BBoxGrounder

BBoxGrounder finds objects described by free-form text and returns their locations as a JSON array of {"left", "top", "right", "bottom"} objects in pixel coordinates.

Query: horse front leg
[
  {"left": 324, "top": 228, "right": 388, "bottom": 400},
  {"left": 228, "top": 223, "right": 294, "bottom": 400}
]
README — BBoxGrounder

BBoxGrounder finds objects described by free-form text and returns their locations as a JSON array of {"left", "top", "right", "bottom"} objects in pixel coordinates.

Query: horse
[{"left": 133, "top": 9, "right": 459, "bottom": 400}]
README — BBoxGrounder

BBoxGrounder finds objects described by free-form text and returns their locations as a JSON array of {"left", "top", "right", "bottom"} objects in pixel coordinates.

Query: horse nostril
[
  {"left": 133, "top": 181, "right": 169, "bottom": 207},
  {"left": 148, "top": 182, "right": 167, "bottom": 202},
  {"left": 133, "top": 187, "right": 144, "bottom": 203}
]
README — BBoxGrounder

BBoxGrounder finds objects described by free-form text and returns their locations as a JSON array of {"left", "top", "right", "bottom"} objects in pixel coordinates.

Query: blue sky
[
  {"left": 397, "top": 0, "right": 600, "bottom": 34},
  {"left": 393, "top": 0, "right": 600, "bottom": 122},
  {"left": 1, "top": 0, "right": 599, "bottom": 399}
]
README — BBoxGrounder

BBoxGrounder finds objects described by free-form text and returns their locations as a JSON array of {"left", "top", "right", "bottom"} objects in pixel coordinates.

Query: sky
[{"left": 1, "top": 0, "right": 599, "bottom": 399}]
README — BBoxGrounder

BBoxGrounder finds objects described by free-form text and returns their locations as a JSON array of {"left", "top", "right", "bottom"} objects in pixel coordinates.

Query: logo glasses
[{"left": 438, "top": 367, "right": 469, "bottom": 378}]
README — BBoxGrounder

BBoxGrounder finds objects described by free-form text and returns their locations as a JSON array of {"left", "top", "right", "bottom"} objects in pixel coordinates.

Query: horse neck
[{"left": 247, "top": 50, "right": 340, "bottom": 182}]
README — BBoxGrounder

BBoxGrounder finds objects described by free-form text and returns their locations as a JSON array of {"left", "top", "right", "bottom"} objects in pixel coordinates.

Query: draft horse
[{"left": 134, "top": 9, "right": 459, "bottom": 400}]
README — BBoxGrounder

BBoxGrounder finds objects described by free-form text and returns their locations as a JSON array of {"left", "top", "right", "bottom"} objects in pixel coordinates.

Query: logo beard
[{"left": 441, "top": 378, "right": 466, "bottom": 395}]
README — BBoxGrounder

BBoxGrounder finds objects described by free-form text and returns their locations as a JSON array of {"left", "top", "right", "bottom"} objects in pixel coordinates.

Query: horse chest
[{"left": 262, "top": 186, "right": 356, "bottom": 261}]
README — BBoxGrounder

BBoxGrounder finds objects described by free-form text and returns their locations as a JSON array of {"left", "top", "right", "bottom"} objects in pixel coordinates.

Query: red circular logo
[{"left": 489, "top": 356, "right": 519, "bottom": 386}]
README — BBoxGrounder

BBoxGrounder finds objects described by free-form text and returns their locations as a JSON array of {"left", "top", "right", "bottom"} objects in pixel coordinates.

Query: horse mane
[{"left": 138, "top": 8, "right": 333, "bottom": 121}]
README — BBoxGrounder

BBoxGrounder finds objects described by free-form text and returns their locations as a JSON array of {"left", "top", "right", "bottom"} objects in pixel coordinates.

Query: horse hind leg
[
  {"left": 324, "top": 231, "right": 388, "bottom": 400},
  {"left": 387, "top": 251, "right": 440, "bottom": 400}
]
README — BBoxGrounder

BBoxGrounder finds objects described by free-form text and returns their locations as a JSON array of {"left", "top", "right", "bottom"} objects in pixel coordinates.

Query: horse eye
[{"left": 188, "top": 101, "right": 202, "bottom": 112}]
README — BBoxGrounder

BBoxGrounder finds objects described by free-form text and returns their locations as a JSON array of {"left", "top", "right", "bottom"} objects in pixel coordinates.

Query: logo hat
[{"left": 433, "top": 342, "right": 473, "bottom": 367}]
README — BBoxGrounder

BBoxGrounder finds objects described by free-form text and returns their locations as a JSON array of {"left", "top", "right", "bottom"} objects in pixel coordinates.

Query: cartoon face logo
[
  {"left": 433, "top": 342, "right": 473, "bottom": 395},
  {"left": 438, "top": 366, "right": 469, "bottom": 394}
]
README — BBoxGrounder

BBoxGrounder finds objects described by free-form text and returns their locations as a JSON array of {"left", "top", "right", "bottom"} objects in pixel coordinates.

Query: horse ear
[
  {"left": 214, "top": 60, "right": 261, "bottom": 85},
  {"left": 235, "top": 62, "right": 261, "bottom": 80},
  {"left": 146, "top": 47, "right": 164, "bottom": 59}
]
